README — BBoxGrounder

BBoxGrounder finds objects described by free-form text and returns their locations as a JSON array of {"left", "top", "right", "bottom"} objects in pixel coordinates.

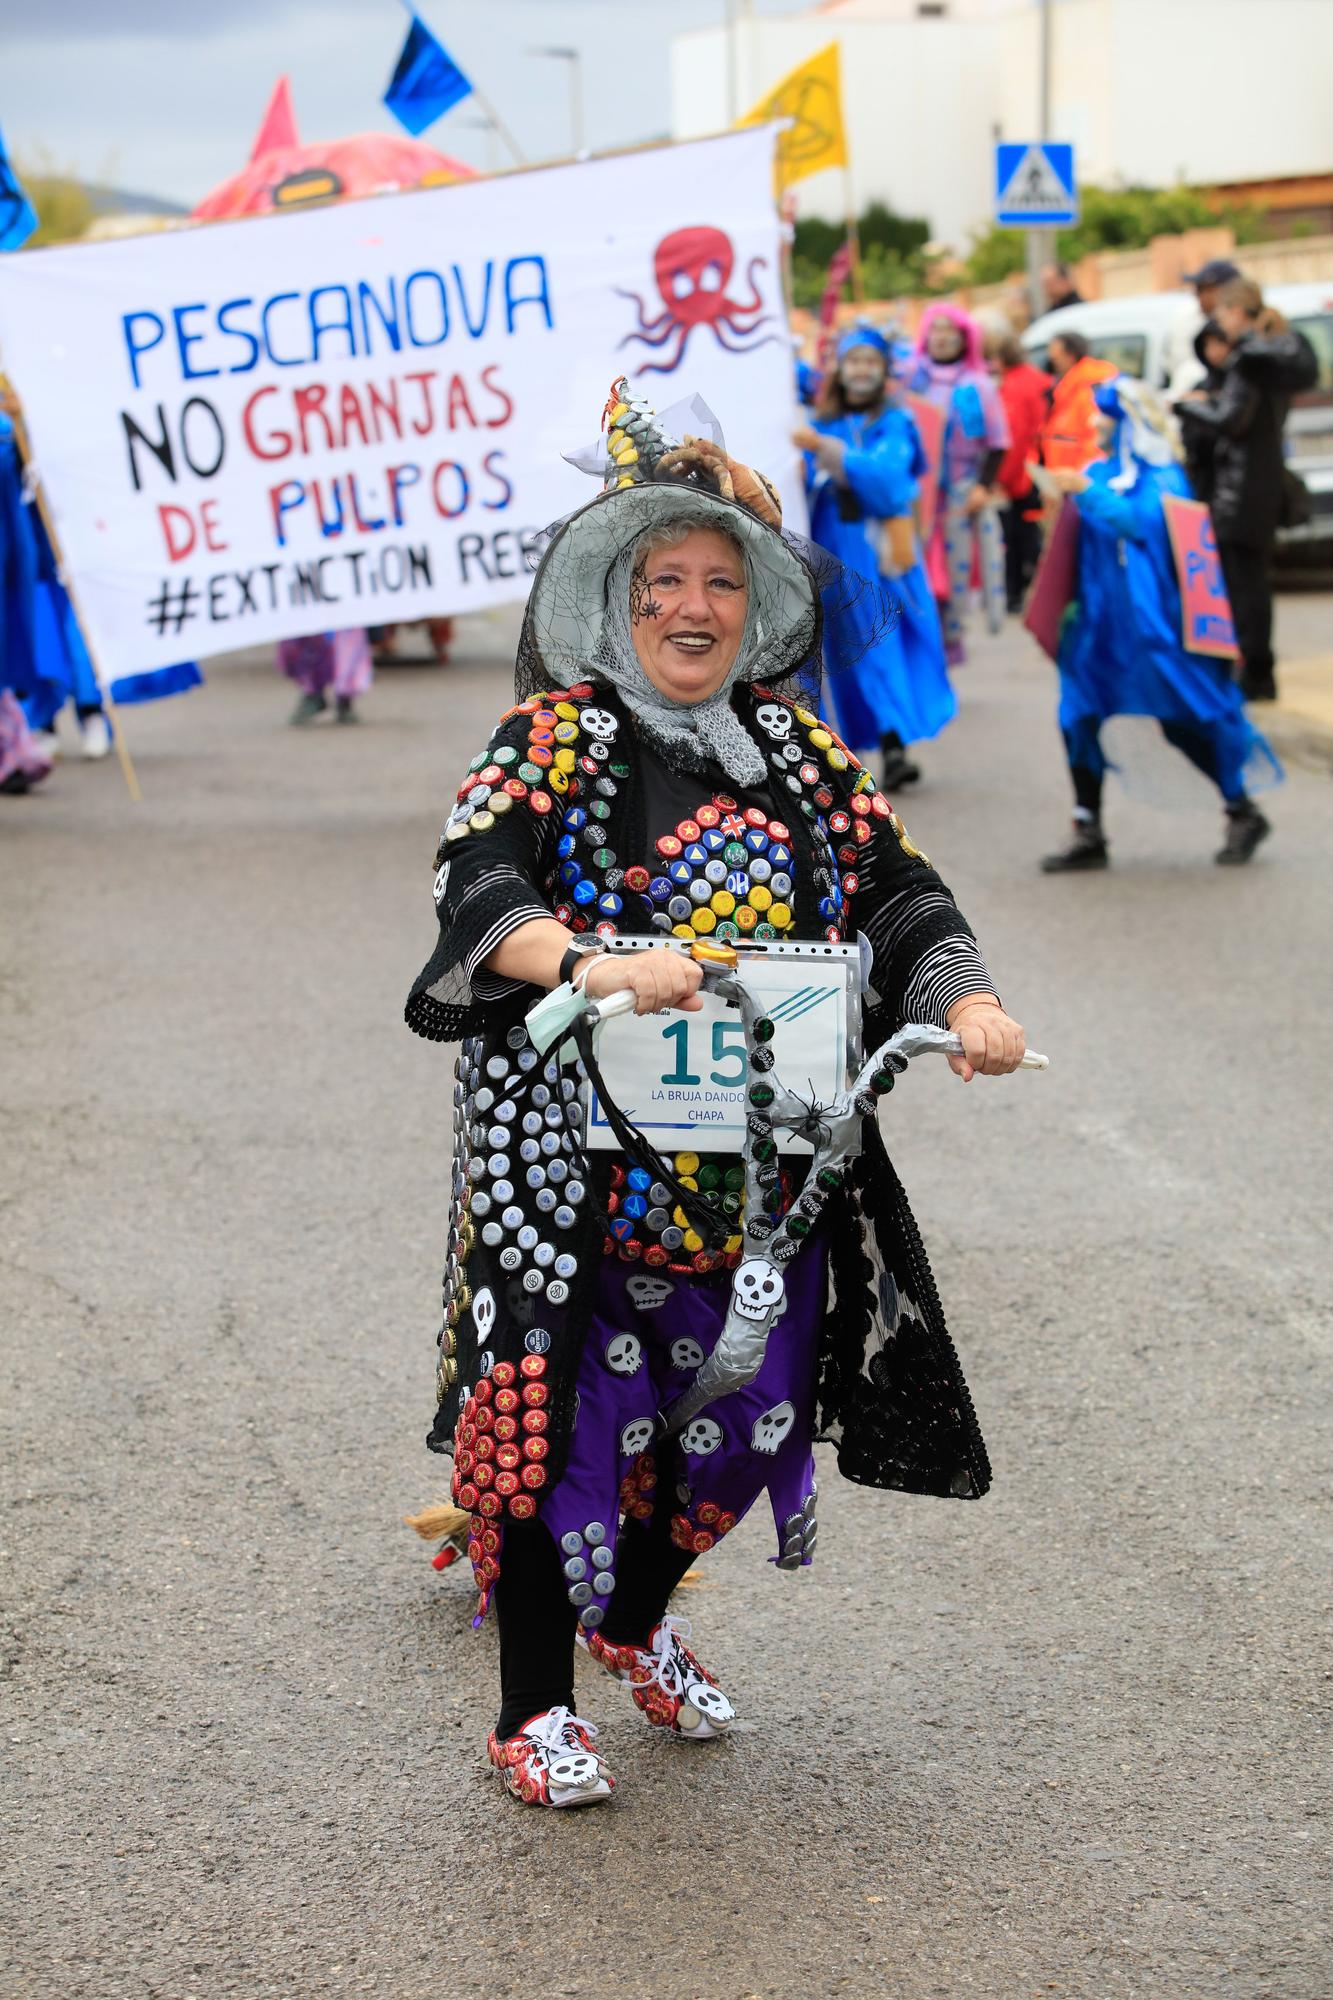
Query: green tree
[
  {"left": 962, "top": 182, "right": 1263, "bottom": 285},
  {"left": 791, "top": 199, "right": 931, "bottom": 306},
  {"left": 792, "top": 214, "right": 845, "bottom": 268},
  {"left": 858, "top": 200, "right": 929, "bottom": 259},
  {"left": 13, "top": 149, "right": 95, "bottom": 247},
  {"left": 961, "top": 228, "right": 1027, "bottom": 285}
]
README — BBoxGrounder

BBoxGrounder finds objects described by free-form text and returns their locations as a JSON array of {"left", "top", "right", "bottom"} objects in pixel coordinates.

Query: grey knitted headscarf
[
  {"left": 595, "top": 526, "right": 768, "bottom": 785},
  {"left": 519, "top": 484, "right": 822, "bottom": 763}
]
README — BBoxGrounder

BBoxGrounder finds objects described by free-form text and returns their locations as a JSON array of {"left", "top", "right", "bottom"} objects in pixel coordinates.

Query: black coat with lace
[{"left": 406, "top": 679, "right": 996, "bottom": 1521}]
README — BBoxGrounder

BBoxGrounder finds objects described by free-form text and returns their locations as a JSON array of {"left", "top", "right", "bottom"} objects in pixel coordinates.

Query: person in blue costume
[
  {"left": 794, "top": 326, "right": 954, "bottom": 790},
  {"left": 0, "top": 395, "right": 201, "bottom": 765},
  {"left": 1040, "top": 377, "right": 1281, "bottom": 872},
  {"left": 0, "top": 407, "right": 56, "bottom": 793},
  {"left": 794, "top": 353, "right": 821, "bottom": 411}
]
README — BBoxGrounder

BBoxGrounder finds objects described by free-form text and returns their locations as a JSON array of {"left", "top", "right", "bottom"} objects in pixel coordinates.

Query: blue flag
[
  {"left": 383, "top": 14, "right": 472, "bottom": 137},
  {"left": 0, "top": 124, "right": 38, "bottom": 252}
]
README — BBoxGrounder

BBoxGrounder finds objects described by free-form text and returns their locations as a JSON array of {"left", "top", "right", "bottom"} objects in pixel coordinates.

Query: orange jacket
[{"left": 1038, "top": 356, "right": 1118, "bottom": 472}]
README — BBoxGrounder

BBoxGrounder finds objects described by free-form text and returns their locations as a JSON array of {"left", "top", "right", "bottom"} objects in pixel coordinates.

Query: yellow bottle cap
[{"left": 748, "top": 884, "right": 773, "bottom": 911}]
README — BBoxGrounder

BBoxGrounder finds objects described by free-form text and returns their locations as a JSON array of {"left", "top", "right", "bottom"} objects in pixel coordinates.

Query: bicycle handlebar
[
  {"left": 563, "top": 946, "right": 1045, "bottom": 1442},
  {"left": 583, "top": 980, "right": 1048, "bottom": 1070}
]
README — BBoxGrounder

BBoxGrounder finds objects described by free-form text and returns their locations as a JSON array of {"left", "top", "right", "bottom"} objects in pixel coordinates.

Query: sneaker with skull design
[
  {"left": 584, "top": 1615, "right": 735, "bottom": 1739},
  {"left": 486, "top": 1705, "right": 614, "bottom": 1808}
]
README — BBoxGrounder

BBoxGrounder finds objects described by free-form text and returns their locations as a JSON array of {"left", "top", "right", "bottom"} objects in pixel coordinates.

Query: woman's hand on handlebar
[
  {"left": 945, "top": 995, "right": 1026, "bottom": 1081},
  {"left": 582, "top": 949, "right": 704, "bottom": 1016}
]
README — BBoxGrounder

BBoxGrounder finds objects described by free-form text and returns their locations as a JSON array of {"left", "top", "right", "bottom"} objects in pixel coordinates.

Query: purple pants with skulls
[{"left": 536, "top": 1249, "right": 827, "bottom": 1632}]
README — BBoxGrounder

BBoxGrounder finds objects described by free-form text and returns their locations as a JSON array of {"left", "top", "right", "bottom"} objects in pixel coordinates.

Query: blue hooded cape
[
  {"left": 1, "top": 413, "right": 201, "bottom": 725},
  {"left": 1059, "top": 452, "right": 1280, "bottom": 800},
  {"left": 804, "top": 402, "right": 955, "bottom": 751}
]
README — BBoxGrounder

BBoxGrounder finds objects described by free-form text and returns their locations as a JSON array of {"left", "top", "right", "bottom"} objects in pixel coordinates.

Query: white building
[{"left": 669, "top": 0, "right": 1333, "bottom": 251}]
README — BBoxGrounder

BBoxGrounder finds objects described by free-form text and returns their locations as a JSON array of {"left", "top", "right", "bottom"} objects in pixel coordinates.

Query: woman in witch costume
[{"left": 405, "top": 383, "right": 1026, "bottom": 1808}]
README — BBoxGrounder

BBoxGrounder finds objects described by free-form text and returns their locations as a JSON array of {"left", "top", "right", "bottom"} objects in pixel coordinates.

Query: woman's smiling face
[
  {"left": 926, "top": 317, "right": 965, "bottom": 362},
  {"left": 627, "top": 526, "right": 749, "bottom": 704},
  {"left": 838, "top": 343, "right": 888, "bottom": 406}
]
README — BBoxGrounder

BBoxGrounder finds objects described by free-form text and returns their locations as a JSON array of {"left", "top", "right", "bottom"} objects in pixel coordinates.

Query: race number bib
[{"left": 583, "top": 939, "right": 860, "bottom": 1153}]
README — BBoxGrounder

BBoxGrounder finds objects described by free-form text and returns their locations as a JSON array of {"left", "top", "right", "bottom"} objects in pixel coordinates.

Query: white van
[{"left": 1023, "top": 283, "right": 1333, "bottom": 548}]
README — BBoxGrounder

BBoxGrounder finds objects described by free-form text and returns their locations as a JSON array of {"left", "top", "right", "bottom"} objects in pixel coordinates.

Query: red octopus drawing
[{"left": 616, "top": 225, "right": 780, "bottom": 375}]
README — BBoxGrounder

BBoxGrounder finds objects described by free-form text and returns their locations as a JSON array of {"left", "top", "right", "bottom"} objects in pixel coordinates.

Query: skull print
[
  {"left": 472, "top": 1288, "right": 496, "bottom": 1339},
  {"left": 619, "top": 1417, "right": 656, "bottom": 1457},
  {"left": 579, "top": 707, "right": 618, "bottom": 742},
  {"left": 546, "top": 1747, "right": 600, "bottom": 1788},
  {"left": 681, "top": 1416, "right": 723, "bottom": 1456},
  {"left": 626, "top": 1274, "right": 674, "bottom": 1313},
  {"left": 750, "top": 1401, "right": 796, "bottom": 1455},
  {"left": 603, "top": 1332, "right": 643, "bottom": 1377},
  {"left": 432, "top": 861, "right": 451, "bottom": 905},
  {"left": 669, "top": 1336, "right": 705, "bottom": 1371},
  {"left": 755, "top": 702, "right": 793, "bottom": 740},
  {"left": 732, "top": 1259, "right": 786, "bottom": 1324}
]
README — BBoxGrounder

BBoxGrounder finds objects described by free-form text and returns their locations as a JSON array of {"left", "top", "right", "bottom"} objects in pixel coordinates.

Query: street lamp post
[
  {"left": 530, "top": 46, "right": 585, "bottom": 158},
  {"left": 1026, "top": 0, "right": 1054, "bottom": 319},
  {"left": 459, "top": 111, "right": 499, "bottom": 175}
]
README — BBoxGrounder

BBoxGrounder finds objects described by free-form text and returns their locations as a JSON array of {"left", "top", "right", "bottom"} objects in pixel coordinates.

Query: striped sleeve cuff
[
  {"left": 901, "top": 936, "right": 998, "bottom": 1028},
  {"left": 464, "top": 903, "right": 552, "bottom": 999}
]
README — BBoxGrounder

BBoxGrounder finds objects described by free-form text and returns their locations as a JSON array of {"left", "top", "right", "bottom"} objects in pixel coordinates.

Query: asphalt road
[{"left": 3, "top": 605, "right": 1330, "bottom": 2000}]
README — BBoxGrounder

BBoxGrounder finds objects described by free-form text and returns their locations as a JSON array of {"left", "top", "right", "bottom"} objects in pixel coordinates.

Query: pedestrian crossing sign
[{"left": 994, "top": 142, "right": 1078, "bottom": 227}]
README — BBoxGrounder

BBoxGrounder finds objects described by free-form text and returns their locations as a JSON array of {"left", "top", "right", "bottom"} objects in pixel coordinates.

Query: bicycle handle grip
[
  {"left": 939, "top": 1029, "right": 1048, "bottom": 1070},
  {"left": 585, "top": 988, "right": 638, "bottom": 1024}
]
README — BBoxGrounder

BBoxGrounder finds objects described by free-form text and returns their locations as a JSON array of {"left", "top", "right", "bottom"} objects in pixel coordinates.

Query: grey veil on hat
[{"left": 520, "top": 481, "right": 821, "bottom": 788}]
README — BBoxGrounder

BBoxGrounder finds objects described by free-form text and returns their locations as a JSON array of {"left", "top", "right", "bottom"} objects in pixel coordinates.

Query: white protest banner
[{"left": 0, "top": 129, "right": 800, "bottom": 680}]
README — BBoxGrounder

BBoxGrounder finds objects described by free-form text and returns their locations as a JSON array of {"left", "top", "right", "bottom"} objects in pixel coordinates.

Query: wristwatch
[{"left": 559, "top": 939, "right": 607, "bottom": 987}]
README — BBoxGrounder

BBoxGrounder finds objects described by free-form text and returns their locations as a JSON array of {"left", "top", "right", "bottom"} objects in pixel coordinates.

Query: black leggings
[
  {"left": 493, "top": 1505, "right": 696, "bottom": 1740},
  {"left": 1216, "top": 538, "right": 1275, "bottom": 684},
  {"left": 1067, "top": 719, "right": 1244, "bottom": 817}
]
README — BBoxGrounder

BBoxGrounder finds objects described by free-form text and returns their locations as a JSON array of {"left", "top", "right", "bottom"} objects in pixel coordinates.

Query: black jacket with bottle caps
[{"left": 404, "top": 681, "right": 1001, "bottom": 1581}]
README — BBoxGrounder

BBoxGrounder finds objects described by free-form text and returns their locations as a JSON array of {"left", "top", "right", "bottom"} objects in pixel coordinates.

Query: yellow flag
[{"left": 736, "top": 41, "right": 847, "bottom": 191}]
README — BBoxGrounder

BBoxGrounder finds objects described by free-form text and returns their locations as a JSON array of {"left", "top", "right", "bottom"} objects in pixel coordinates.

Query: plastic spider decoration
[{"left": 616, "top": 225, "right": 780, "bottom": 376}]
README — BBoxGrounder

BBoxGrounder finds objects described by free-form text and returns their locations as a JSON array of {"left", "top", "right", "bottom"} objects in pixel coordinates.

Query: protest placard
[
  {"left": 0, "top": 129, "right": 796, "bottom": 679},
  {"left": 1161, "top": 493, "right": 1237, "bottom": 659}
]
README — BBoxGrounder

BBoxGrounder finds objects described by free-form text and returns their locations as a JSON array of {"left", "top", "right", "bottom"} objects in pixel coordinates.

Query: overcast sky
[{"left": 0, "top": 0, "right": 810, "bottom": 207}]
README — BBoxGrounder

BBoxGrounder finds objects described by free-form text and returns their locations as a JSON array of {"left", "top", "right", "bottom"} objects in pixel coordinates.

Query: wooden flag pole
[
  {"left": 842, "top": 165, "right": 864, "bottom": 303},
  {"left": 8, "top": 398, "right": 143, "bottom": 804}
]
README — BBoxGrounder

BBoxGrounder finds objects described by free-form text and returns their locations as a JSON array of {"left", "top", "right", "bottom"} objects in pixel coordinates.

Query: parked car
[{"left": 1023, "top": 284, "right": 1333, "bottom": 552}]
